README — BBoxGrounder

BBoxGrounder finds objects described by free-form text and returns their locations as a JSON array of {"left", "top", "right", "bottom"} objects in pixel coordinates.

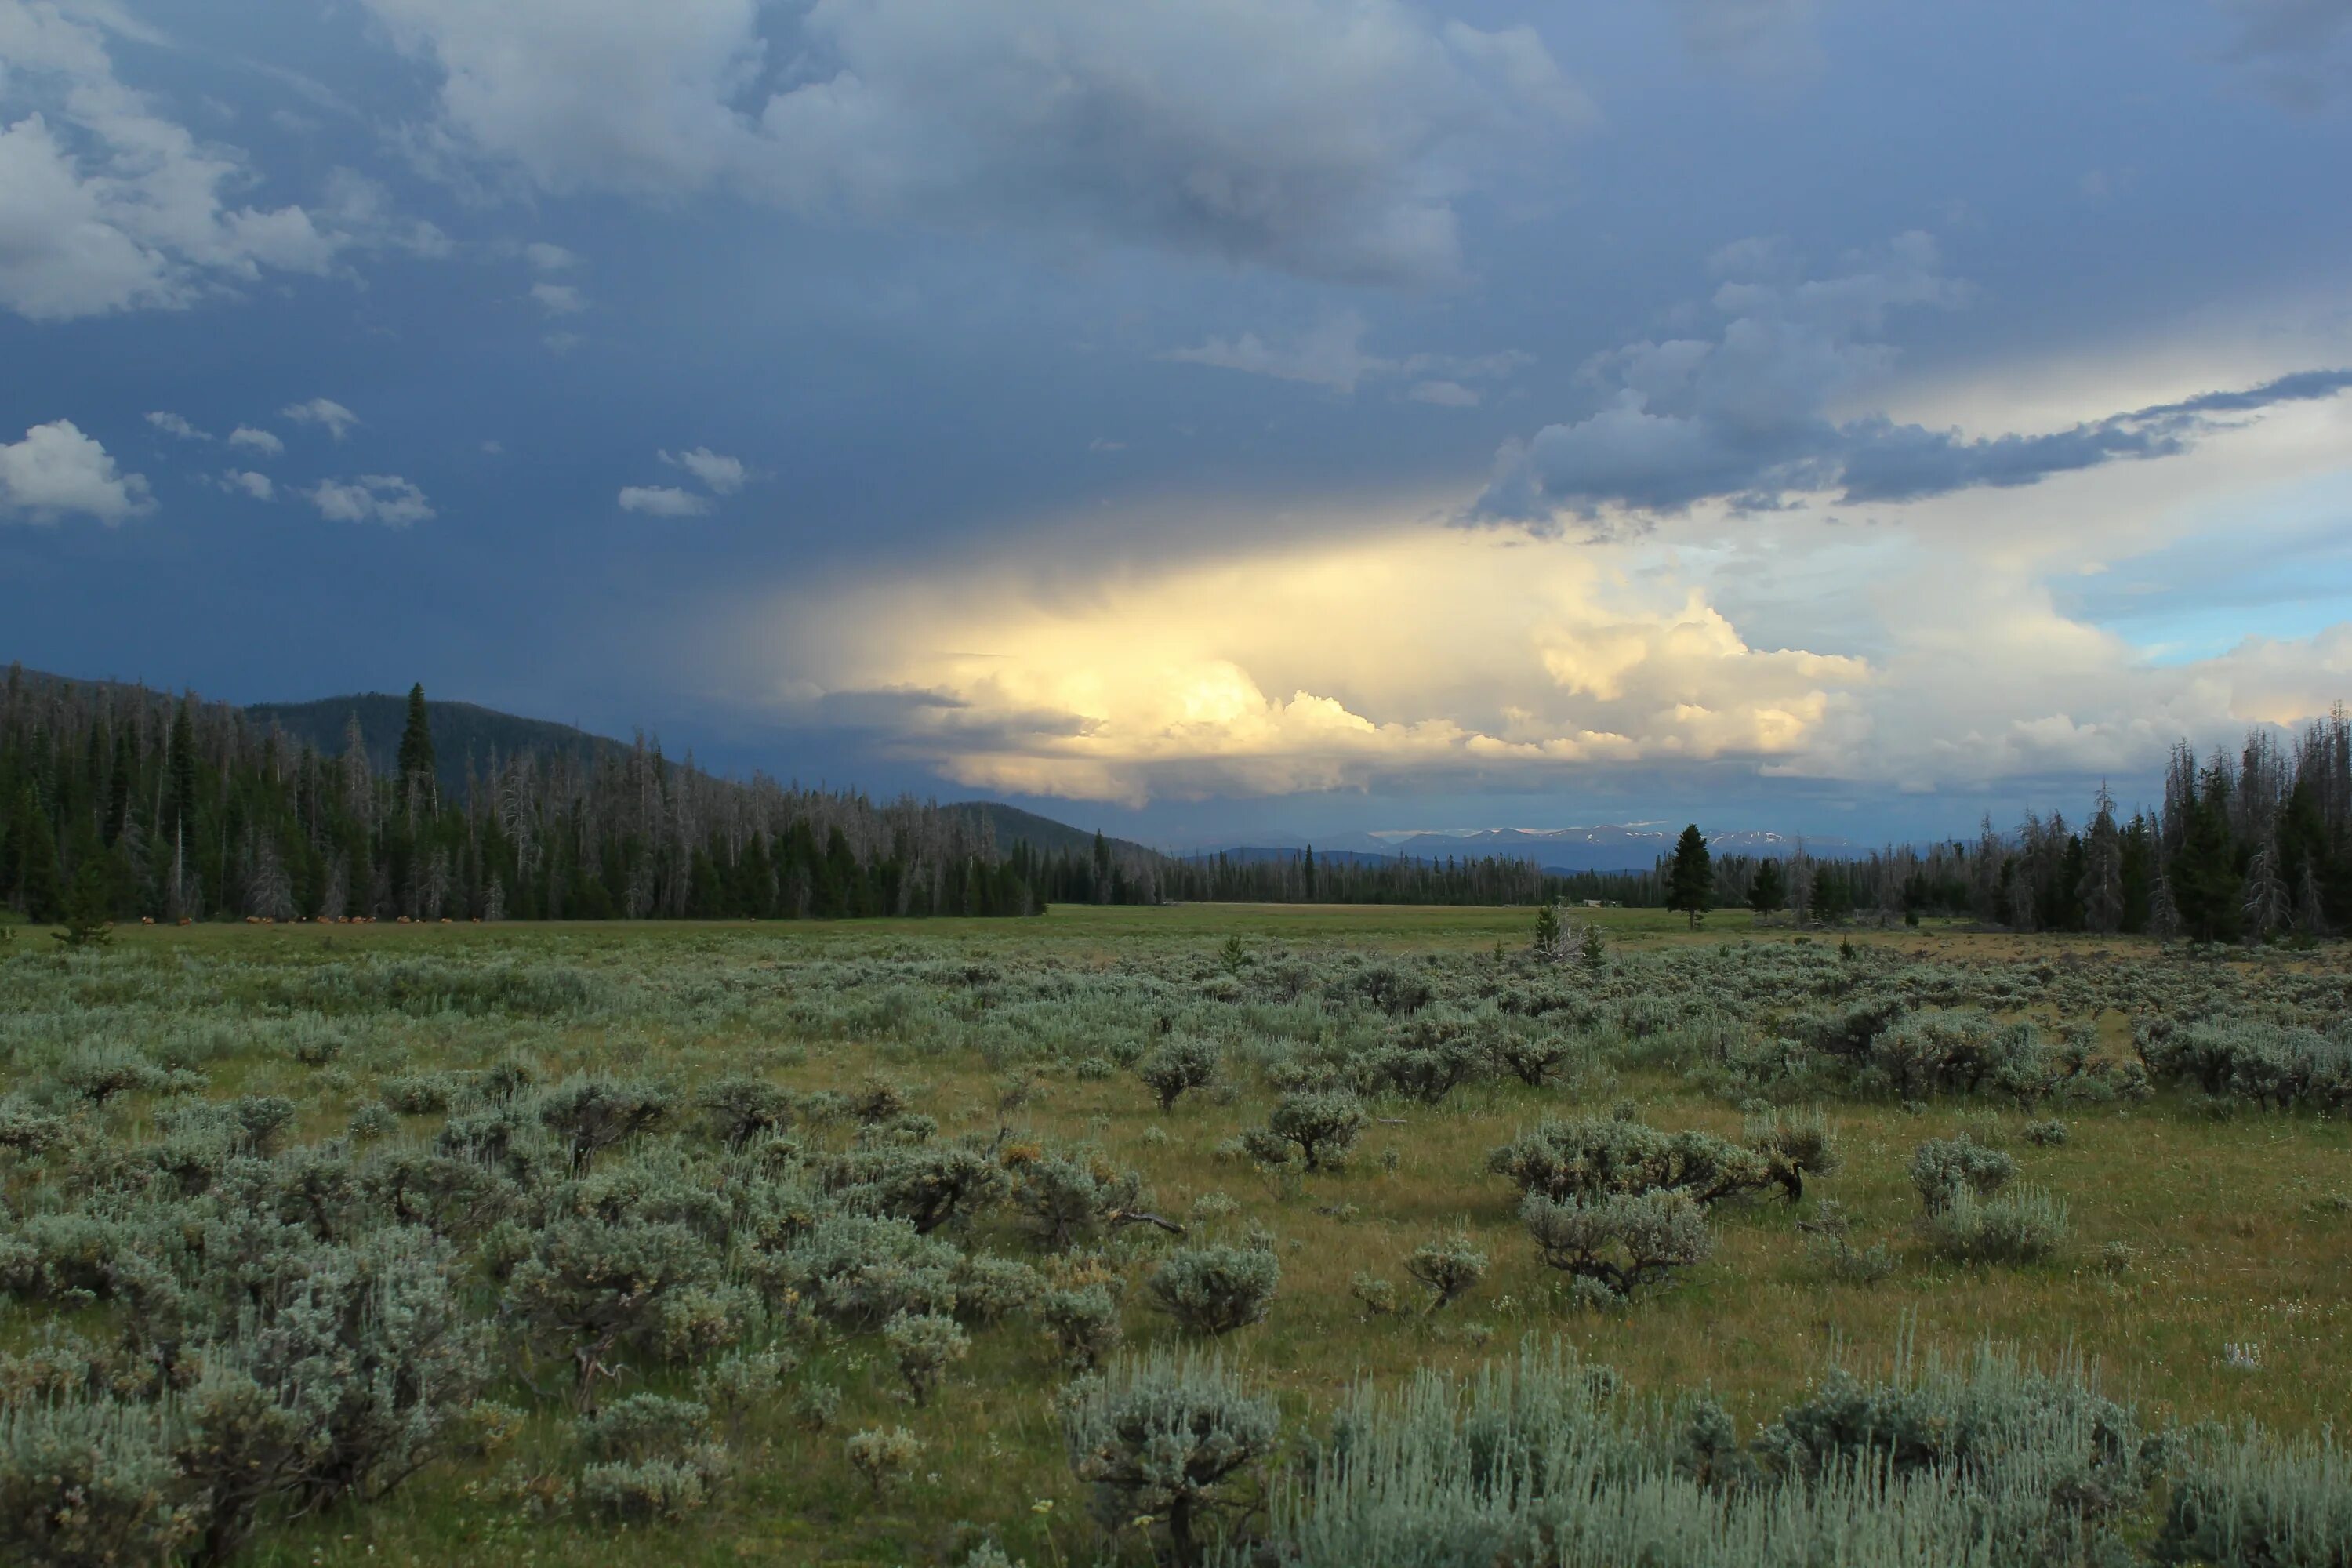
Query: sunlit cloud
[
  {"left": 731, "top": 384, "right": 2352, "bottom": 808},
  {"left": 754, "top": 526, "right": 1874, "bottom": 804}
]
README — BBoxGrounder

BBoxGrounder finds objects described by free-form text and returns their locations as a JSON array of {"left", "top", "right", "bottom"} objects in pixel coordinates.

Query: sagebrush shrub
[
  {"left": 0, "top": 1393, "right": 198, "bottom": 1568},
  {"left": 576, "top": 1394, "right": 715, "bottom": 1465},
  {"left": 1146, "top": 1245, "right": 1279, "bottom": 1336},
  {"left": 1361, "top": 1024, "right": 1487, "bottom": 1104},
  {"left": 1519, "top": 1190, "right": 1711, "bottom": 1301},
  {"left": 1404, "top": 1229, "right": 1488, "bottom": 1310},
  {"left": 757, "top": 1210, "right": 960, "bottom": 1327},
  {"left": 793, "top": 1379, "right": 843, "bottom": 1431},
  {"left": 1490, "top": 1117, "right": 1772, "bottom": 1208},
  {"left": 575, "top": 1395, "right": 726, "bottom": 1520},
  {"left": 1041, "top": 1283, "right": 1123, "bottom": 1370},
  {"left": 576, "top": 1458, "right": 714, "bottom": 1521},
  {"left": 695, "top": 1076, "right": 794, "bottom": 1149},
  {"left": 54, "top": 1044, "right": 170, "bottom": 1106},
  {"left": 884, "top": 1310, "right": 970, "bottom": 1405},
  {"left": 1138, "top": 1038, "right": 1221, "bottom": 1112},
  {"left": 1756, "top": 1345, "right": 2154, "bottom": 1553},
  {"left": 503, "top": 1214, "right": 722, "bottom": 1396},
  {"left": 536, "top": 1077, "right": 673, "bottom": 1173},
  {"left": 1062, "top": 1350, "right": 1280, "bottom": 1568},
  {"left": 1011, "top": 1150, "right": 1145, "bottom": 1251},
  {"left": 1242, "top": 1091, "right": 1367, "bottom": 1171},
  {"left": 1925, "top": 1184, "right": 2068, "bottom": 1265},
  {"left": 1907, "top": 1135, "right": 2019, "bottom": 1212},
  {"left": 1740, "top": 1106, "right": 1842, "bottom": 1202},
  {"left": 951, "top": 1253, "right": 1044, "bottom": 1324},
  {"left": 1489, "top": 1029, "right": 1580, "bottom": 1087},
  {"left": 828, "top": 1139, "right": 1010, "bottom": 1235},
  {"left": 694, "top": 1345, "right": 796, "bottom": 1439},
  {"left": 1348, "top": 1272, "right": 1400, "bottom": 1317},
  {"left": 2156, "top": 1431, "right": 2352, "bottom": 1568},
  {"left": 379, "top": 1071, "right": 463, "bottom": 1116},
  {"left": 845, "top": 1425, "right": 923, "bottom": 1497},
  {"left": 347, "top": 1101, "right": 398, "bottom": 1142},
  {"left": 0, "top": 1096, "right": 69, "bottom": 1156}
]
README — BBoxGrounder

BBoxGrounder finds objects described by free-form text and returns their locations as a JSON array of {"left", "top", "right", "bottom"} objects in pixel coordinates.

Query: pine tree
[
  {"left": 13, "top": 785, "right": 62, "bottom": 922},
  {"left": 1532, "top": 901, "right": 1562, "bottom": 957},
  {"left": 1748, "top": 858, "right": 1786, "bottom": 916},
  {"left": 2174, "top": 763, "right": 2241, "bottom": 943},
  {"left": 165, "top": 695, "right": 198, "bottom": 837},
  {"left": 1665, "top": 824, "right": 1711, "bottom": 928},
  {"left": 396, "top": 684, "right": 437, "bottom": 811},
  {"left": 2081, "top": 786, "right": 2123, "bottom": 934},
  {"left": 55, "top": 854, "right": 113, "bottom": 947},
  {"left": 104, "top": 724, "right": 136, "bottom": 844}
]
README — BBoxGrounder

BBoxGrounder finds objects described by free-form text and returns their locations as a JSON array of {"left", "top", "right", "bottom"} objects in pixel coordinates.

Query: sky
[{"left": 3, "top": 0, "right": 2351, "bottom": 849}]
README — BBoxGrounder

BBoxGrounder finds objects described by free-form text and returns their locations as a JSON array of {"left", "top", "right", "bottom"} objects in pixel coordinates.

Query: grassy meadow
[{"left": 2, "top": 904, "right": 2347, "bottom": 1566}]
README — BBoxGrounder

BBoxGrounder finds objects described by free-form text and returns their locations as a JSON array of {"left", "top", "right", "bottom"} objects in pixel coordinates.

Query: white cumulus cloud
[
  {"left": 227, "top": 425, "right": 283, "bottom": 456},
  {"left": 218, "top": 469, "right": 274, "bottom": 501},
  {"left": 659, "top": 445, "right": 746, "bottom": 494},
  {"left": 619, "top": 484, "right": 711, "bottom": 517},
  {"left": 0, "top": 418, "right": 152, "bottom": 523},
  {"left": 0, "top": 1, "right": 412, "bottom": 321},
  {"left": 281, "top": 397, "right": 359, "bottom": 441},
  {"left": 306, "top": 474, "right": 433, "bottom": 526},
  {"left": 145, "top": 410, "right": 209, "bottom": 440}
]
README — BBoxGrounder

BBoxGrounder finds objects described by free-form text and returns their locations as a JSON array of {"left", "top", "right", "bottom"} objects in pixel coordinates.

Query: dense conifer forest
[
  {"left": 5, "top": 665, "right": 2349, "bottom": 935},
  {"left": 0, "top": 670, "right": 1043, "bottom": 924}
]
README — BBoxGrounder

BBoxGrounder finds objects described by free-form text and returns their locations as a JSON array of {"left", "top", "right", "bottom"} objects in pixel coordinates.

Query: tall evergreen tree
[
  {"left": 2173, "top": 763, "right": 2241, "bottom": 943},
  {"left": 1747, "top": 858, "right": 1786, "bottom": 916},
  {"left": 165, "top": 695, "right": 198, "bottom": 836},
  {"left": 396, "top": 684, "right": 437, "bottom": 811},
  {"left": 13, "top": 784, "right": 62, "bottom": 921},
  {"left": 1665, "top": 824, "right": 1711, "bottom": 928}
]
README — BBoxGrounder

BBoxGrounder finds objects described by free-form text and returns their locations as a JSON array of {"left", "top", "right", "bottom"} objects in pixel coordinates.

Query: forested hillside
[
  {"left": 0, "top": 669, "right": 1051, "bottom": 924},
  {"left": 245, "top": 691, "right": 626, "bottom": 794}
]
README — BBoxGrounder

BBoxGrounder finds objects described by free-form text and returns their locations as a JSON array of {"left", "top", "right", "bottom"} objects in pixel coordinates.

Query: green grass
[{"left": 2, "top": 906, "right": 2343, "bottom": 1568}]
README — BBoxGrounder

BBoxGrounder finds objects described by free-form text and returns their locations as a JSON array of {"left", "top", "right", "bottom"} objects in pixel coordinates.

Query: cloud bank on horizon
[{"left": 3, "top": 0, "right": 2350, "bottom": 839}]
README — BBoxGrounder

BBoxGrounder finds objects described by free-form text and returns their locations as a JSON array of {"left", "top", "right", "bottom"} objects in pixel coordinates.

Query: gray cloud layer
[
  {"left": 365, "top": 0, "right": 1588, "bottom": 285},
  {"left": 2222, "top": 0, "right": 2352, "bottom": 108},
  {"left": 1474, "top": 233, "right": 2352, "bottom": 528}
]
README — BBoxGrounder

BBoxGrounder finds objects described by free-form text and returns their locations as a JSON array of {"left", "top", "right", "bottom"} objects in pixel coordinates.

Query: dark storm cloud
[{"left": 1472, "top": 229, "right": 2352, "bottom": 528}]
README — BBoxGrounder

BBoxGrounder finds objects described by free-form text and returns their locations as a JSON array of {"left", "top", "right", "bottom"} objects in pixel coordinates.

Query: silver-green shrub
[
  {"left": 1907, "top": 1135, "right": 2018, "bottom": 1212},
  {"left": 1519, "top": 1191, "right": 1712, "bottom": 1301},
  {"left": 1146, "top": 1245, "right": 1280, "bottom": 1337},
  {"left": 1923, "top": 1185, "right": 2068, "bottom": 1265},
  {"left": 1063, "top": 1350, "right": 1280, "bottom": 1568},
  {"left": 1242, "top": 1091, "right": 1367, "bottom": 1171}
]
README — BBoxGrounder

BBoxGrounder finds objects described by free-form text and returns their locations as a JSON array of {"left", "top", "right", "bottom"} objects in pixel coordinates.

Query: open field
[{"left": 2, "top": 905, "right": 2348, "bottom": 1566}]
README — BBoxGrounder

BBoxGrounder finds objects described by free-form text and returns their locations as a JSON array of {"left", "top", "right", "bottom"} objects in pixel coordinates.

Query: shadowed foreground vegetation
[{"left": 0, "top": 906, "right": 2347, "bottom": 1566}]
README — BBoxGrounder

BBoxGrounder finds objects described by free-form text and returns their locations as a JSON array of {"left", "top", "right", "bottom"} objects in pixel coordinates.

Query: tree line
[
  {"left": 1050, "top": 713, "right": 2352, "bottom": 943},
  {"left": 1688, "top": 713, "right": 2352, "bottom": 940},
  {"left": 8, "top": 661, "right": 2347, "bottom": 940},
  {"left": 0, "top": 670, "right": 1047, "bottom": 925}
]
